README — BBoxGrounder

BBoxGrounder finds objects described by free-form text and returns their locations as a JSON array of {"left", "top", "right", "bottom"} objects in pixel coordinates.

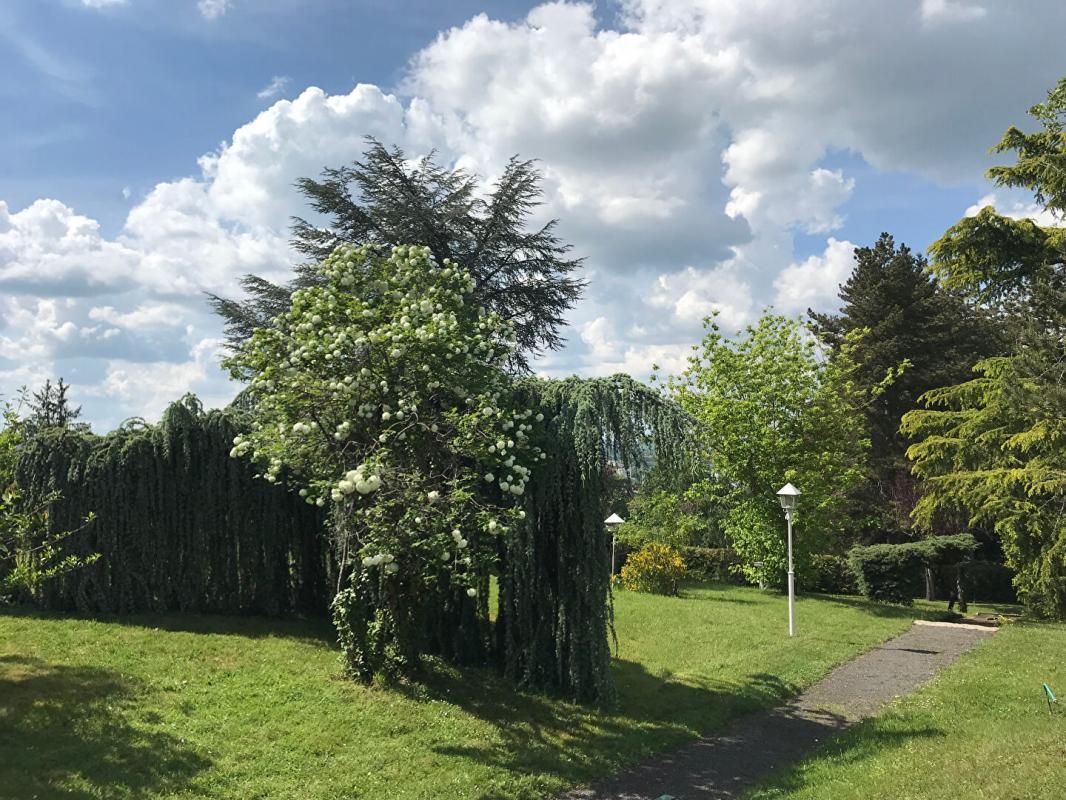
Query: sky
[{"left": 1, "top": 0, "right": 1064, "bottom": 431}]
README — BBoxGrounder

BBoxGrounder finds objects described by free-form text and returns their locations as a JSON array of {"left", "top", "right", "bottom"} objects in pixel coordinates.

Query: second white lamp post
[
  {"left": 776, "top": 483, "right": 801, "bottom": 637},
  {"left": 605, "top": 513, "right": 624, "bottom": 574}
]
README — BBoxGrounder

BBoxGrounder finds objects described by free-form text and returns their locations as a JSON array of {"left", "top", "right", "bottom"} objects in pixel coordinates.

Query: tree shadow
[
  {"left": 808, "top": 593, "right": 948, "bottom": 620},
  {"left": 748, "top": 718, "right": 946, "bottom": 798},
  {"left": 405, "top": 657, "right": 803, "bottom": 800},
  {"left": 0, "top": 604, "right": 336, "bottom": 646},
  {"left": 0, "top": 654, "right": 211, "bottom": 798}
]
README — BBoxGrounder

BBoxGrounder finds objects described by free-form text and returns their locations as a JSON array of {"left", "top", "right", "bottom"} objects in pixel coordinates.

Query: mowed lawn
[
  {"left": 747, "top": 619, "right": 1066, "bottom": 800},
  {"left": 2, "top": 585, "right": 936, "bottom": 800}
]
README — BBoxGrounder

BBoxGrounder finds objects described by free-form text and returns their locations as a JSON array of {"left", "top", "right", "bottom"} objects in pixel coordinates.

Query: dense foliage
[
  {"left": 668, "top": 314, "right": 873, "bottom": 585},
  {"left": 225, "top": 243, "right": 542, "bottom": 680},
  {"left": 810, "top": 234, "right": 999, "bottom": 533},
  {"left": 210, "top": 139, "right": 585, "bottom": 367},
  {"left": 806, "top": 554, "right": 859, "bottom": 596},
  {"left": 675, "top": 546, "right": 745, "bottom": 584},
  {"left": 223, "top": 241, "right": 690, "bottom": 701},
  {"left": 1, "top": 397, "right": 96, "bottom": 598},
  {"left": 619, "top": 543, "right": 687, "bottom": 596},
  {"left": 615, "top": 482, "right": 725, "bottom": 550},
  {"left": 14, "top": 396, "right": 329, "bottom": 614},
  {"left": 501, "top": 374, "right": 696, "bottom": 701},
  {"left": 903, "top": 77, "right": 1066, "bottom": 618},
  {"left": 849, "top": 534, "right": 977, "bottom": 604}
]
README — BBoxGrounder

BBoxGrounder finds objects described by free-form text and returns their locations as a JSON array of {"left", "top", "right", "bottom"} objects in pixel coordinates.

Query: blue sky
[{"left": 1, "top": 0, "right": 1064, "bottom": 430}]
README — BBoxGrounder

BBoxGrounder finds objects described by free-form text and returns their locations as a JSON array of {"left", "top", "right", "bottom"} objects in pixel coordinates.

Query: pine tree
[
  {"left": 24, "top": 378, "right": 85, "bottom": 435},
  {"left": 208, "top": 138, "right": 585, "bottom": 369},
  {"left": 902, "top": 76, "right": 1066, "bottom": 618},
  {"left": 810, "top": 234, "right": 1000, "bottom": 532}
]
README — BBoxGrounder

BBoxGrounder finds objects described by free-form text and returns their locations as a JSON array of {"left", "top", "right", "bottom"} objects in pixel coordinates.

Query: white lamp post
[
  {"left": 776, "top": 483, "right": 801, "bottom": 637},
  {"left": 605, "top": 513, "right": 625, "bottom": 575}
]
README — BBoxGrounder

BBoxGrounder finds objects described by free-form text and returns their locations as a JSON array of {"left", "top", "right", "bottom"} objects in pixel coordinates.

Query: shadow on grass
[
  {"left": 403, "top": 657, "right": 801, "bottom": 800},
  {"left": 807, "top": 593, "right": 948, "bottom": 620},
  {"left": 0, "top": 603, "right": 336, "bottom": 645},
  {"left": 0, "top": 654, "right": 210, "bottom": 799},
  {"left": 748, "top": 720, "right": 946, "bottom": 798}
]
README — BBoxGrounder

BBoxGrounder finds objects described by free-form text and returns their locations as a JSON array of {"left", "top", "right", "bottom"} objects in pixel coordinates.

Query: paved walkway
[{"left": 562, "top": 621, "right": 995, "bottom": 800}]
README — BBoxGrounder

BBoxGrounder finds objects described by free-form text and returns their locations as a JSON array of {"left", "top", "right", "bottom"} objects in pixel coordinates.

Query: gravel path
[{"left": 561, "top": 621, "right": 995, "bottom": 800}]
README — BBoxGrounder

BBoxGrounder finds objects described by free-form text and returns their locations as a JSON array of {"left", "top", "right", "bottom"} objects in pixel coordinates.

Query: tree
[
  {"left": 667, "top": 314, "right": 873, "bottom": 585},
  {"left": 24, "top": 378, "right": 85, "bottom": 434},
  {"left": 225, "top": 243, "right": 544, "bottom": 679},
  {"left": 902, "top": 76, "right": 1066, "bottom": 618},
  {"left": 210, "top": 139, "right": 585, "bottom": 369},
  {"left": 616, "top": 483, "right": 726, "bottom": 551},
  {"left": 810, "top": 234, "right": 999, "bottom": 532},
  {"left": 0, "top": 394, "right": 96, "bottom": 599}
]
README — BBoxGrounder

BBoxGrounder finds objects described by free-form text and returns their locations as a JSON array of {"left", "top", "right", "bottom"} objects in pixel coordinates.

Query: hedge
[
  {"left": 807, "top": 554, "right": 859, "bottom": 595},
  {"left": 676, "top": 546, "right": 747, "bottom": 584},
  {"left": 849, "top": 534, "right": 977, "bottom": 604},
  {"left": 15, "top": 397, "right": 332, "bottom": 615}
]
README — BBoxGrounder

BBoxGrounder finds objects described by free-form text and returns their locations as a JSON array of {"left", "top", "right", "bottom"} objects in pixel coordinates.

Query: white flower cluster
[
  {"left": 332, "top": 466, "right": 382, "bottom": 502},
  {"left": 361, "top": 551, "right": 399, "bottom": 574},
  {"left": 225, "top": 241, "right": 545, "bottom": 594}
]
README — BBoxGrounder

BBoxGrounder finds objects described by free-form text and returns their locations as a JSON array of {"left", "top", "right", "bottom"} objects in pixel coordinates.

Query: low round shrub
[
  {"left": 619, "top": 543, "right": 687, "bottom": 596},
  {"left": 807, "top": 554, "right": 858, "bottom": 595}
]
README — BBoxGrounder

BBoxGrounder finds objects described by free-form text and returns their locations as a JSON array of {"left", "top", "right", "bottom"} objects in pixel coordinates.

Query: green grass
[
  {"left": 747, "top": 619, "right": 1066, "bottom": 800},
  {"left": 1, "top": 585, "right": 933, "bottom": 800}
]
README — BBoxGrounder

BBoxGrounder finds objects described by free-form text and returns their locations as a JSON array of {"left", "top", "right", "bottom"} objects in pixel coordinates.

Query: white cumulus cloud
[{"left": 3, "top": 0, "right": 1066, "bottom": 427}]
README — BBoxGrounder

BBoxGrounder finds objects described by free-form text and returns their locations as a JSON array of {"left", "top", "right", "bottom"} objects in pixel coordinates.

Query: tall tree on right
[
  {"left": 809, "top": 234, "right": 999, "bottom": 534},
  {"left": 902, "top": 76, "right": 1066, "bottom": 618}
]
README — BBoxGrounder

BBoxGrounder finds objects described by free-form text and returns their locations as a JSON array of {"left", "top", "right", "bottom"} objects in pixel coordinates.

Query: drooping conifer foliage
[
  {"left": 209, "top": 138, "right": 585, "bottom": 368},
  {"left": 15, "top": 395, "right": 330, "bottom": 614},
  {"left": 500, "top": 375, "right": 696, "bottom": 702}
]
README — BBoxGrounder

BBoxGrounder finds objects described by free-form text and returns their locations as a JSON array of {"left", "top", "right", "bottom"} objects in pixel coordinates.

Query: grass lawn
[
  {"left": 747, "top": 619, "right": 1066, "bottom": 800},
  {"left": 2, "top": 585, "right": 941, "bottom": 800}
]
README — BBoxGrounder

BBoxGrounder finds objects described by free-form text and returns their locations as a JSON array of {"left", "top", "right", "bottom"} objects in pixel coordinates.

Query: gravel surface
[{"left": 561, "top": 622, "right": 995, "bottom": 800}]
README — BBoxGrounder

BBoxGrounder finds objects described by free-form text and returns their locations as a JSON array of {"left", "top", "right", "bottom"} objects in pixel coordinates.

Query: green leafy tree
[
  {"left": 224, "top": 243, "right": 546, "bottom": 680},
  {"left": 0, "top": 395, "right": 96, "bottom": 598},
  {"left": 617, "top": 482, "right": 726, "bottom": 550},
  {"left": 810, "top": 234, "right": 1000, "bottom": 532},
  {"left": 210, "top": 139, "right": 585, "bottom": 368},
  {"left": 902, "top": 76, "right": 1066, "bottom": 618},
  {"left": 667, "top": 314, "right": 873, "bottom": 585}
]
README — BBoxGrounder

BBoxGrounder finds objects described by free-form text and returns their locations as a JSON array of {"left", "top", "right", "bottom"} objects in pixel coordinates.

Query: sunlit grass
[
  {"left": 747, "top": 619, "right": 1066, "bottom": 800},
  {"left": 1, "top": 585, "right": 931, "bottom": 799}
]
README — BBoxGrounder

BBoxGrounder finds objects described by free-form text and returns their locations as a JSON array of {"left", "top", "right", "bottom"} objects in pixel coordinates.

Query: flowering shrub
[
  {"left": 619, "top": 542, "right": 687, "bottom": 596},
  {"left": 224, "top": 243, "right": 546, "bottom": 679}
]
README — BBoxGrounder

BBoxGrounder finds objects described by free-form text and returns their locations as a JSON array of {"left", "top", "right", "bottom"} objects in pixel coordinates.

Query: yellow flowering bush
[{"left": 619, "top": 543, "right": 687, "bottom": 596}]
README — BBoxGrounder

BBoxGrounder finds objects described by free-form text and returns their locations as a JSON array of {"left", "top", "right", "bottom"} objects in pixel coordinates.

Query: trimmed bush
[
  {"left": 619, "top": 543, "right": 687, "bottom": 596},
  {"left": 807, "top": 554, "right": 858, "bottom": 595},
  {"left": 849, "top": 534, "right": 977, "bottom": 604},
  {"left": 677, "top": 546, "right": 746, "bottom": 584}
]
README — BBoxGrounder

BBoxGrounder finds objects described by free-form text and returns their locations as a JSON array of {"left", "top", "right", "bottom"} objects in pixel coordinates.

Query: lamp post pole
[
  {"left": 786, "top": 507, "right": 795, "bottom": 638},
  {"left": 604, "top": 513, "right": 625, "bottom": 576},
  {"left": 776, "top": 483, "right": 801, "bottom": 638}
]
